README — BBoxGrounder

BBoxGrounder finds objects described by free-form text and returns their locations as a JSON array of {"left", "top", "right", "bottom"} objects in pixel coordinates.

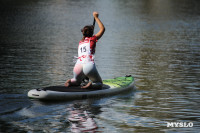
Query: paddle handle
[{"left": 93, "top": 17, "right": 96, "bottom": 27}]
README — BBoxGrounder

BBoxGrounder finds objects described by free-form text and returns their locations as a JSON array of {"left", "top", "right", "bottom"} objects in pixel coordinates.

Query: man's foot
[{"left": 81, "top": 82, "right": 92, "bottom": 89}]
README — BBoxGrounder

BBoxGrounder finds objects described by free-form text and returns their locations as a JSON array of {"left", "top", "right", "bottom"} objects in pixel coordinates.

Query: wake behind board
[{"left": 28, "top": 76, "right": 134, "bottom": 100}]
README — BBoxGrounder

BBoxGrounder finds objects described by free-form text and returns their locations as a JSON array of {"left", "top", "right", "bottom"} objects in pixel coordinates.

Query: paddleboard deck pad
[{"left": 28, "top": 75, "right": 134, "bottom": 100}]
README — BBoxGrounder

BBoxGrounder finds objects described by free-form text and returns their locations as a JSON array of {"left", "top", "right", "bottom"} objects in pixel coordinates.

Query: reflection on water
[
  {"left": 68, "top": 103, "right": 98, "bottom": 132},
  {"left": 1, "top": 0, "right": 200, "bottom": 132}
]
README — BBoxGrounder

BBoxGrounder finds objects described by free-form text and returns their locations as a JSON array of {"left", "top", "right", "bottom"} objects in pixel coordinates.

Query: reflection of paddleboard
[{"left": 27, "top": 75, "right": 134, "bottom": 101}]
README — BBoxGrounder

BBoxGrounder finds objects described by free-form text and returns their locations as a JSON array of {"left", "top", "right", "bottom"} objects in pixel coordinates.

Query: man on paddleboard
[{"left": 65, "top": 12, "right": 105, "bottom": 89}]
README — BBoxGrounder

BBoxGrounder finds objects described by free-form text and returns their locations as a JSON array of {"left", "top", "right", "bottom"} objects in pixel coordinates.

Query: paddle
[
  {"left": 82, "top": 17, "right": 96, "bottom": 84},
  {"left": 93, "top": 17, "right": 96, "bottom": 27}
]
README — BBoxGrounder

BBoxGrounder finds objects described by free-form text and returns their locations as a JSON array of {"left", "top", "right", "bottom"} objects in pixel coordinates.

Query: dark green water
[{"left": 0, "top": 0, "right": 200, "bottom": 132}]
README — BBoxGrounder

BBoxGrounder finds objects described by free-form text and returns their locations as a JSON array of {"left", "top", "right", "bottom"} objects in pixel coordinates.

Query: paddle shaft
[
  {"left": 82, "top": 17, "right": 95, "bottom": 82},
  {"left": 93, "top": 17, "right": 96, "bottom": 27}
]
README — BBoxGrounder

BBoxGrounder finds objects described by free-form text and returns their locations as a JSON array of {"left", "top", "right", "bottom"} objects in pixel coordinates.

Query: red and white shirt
[{"left": 77, "top": 36, "right": 98, "bottom": 64}]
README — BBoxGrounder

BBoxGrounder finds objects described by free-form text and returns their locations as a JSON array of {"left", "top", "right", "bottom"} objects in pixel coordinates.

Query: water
[{"left": 1, "top": 0, "right": 200, "bottom": 132}]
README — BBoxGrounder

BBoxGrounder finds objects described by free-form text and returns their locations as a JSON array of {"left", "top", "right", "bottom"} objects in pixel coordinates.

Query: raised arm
[{"left": 93, "top": 12, "right": 105, "bottom": 40}]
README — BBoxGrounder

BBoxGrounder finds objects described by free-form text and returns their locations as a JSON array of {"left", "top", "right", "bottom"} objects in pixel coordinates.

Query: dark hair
[{"left": 81, "top": 25, "right": 94, "bottom": 37}]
